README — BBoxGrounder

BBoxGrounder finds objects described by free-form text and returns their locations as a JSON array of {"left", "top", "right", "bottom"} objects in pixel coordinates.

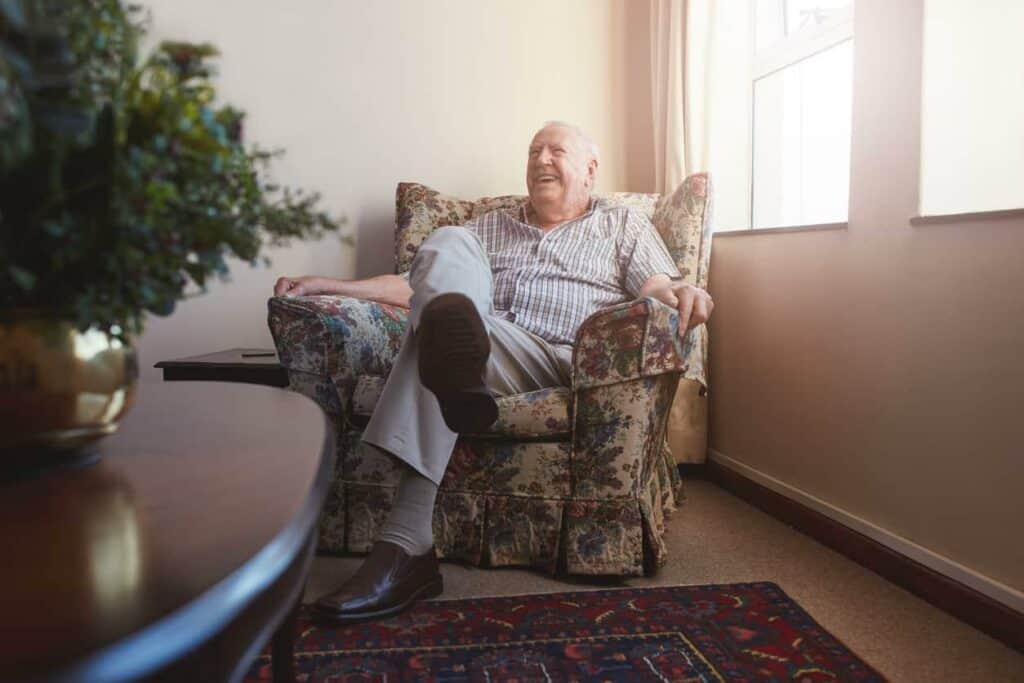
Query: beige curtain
[
  {"left": 650, "top": 0, "right": 718, "bottom": 195},
  {"left": 650, "top": 0, "right": 687, "bottom": 194},
  {"left": 651, "top": 0, "right": 718, "bottom": 464}
]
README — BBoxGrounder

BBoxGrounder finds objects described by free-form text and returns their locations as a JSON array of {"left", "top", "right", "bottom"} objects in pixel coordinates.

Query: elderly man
[{"left": 273, "top": 121, "right": 713, "bottom": 624}]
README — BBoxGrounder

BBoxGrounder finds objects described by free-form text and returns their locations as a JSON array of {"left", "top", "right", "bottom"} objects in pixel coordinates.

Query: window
[
  {"left": 919, "top": 0, "right": 1024, "bottom": 216},
  {"left": 750, "top": 0, "right": 853, "bottom": 228}
]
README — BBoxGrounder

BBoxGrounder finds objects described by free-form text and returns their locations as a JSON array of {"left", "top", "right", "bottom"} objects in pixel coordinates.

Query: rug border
[{"left": 297, "top": 581, "right": 889, "bottom": 681}]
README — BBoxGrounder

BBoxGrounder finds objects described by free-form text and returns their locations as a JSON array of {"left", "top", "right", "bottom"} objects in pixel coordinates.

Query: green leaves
[
  {"left": 7, "top": 264, "right": 36, "bottom": 291},
  {"left": 0, "top": 1, "right": 346, "bottom": 339}
]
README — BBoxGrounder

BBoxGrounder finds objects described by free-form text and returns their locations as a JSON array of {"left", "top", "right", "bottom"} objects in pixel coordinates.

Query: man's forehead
[{"left": 530, "top": 125, "right": 580, "bottom": 147}]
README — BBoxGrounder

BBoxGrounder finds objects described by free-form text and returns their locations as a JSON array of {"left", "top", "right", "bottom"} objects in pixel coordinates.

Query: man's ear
[{"left": 587, "top": 158, "right": 599, "bottom": 187}]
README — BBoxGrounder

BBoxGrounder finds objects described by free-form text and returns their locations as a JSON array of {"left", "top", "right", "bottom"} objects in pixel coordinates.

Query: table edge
[
  {"left": 153, "top": 348, "right": 278, "bottom": 367},
  {"left": 43, "top": 403, "right": 336, "bottom": 683}
]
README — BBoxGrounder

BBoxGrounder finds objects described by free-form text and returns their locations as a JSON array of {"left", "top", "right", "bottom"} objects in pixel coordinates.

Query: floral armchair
[{"left": 266, "top": 174, "right": 713, "bottom": 576}]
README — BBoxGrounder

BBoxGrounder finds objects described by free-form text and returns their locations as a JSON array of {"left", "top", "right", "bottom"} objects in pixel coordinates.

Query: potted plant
[{"left": 0, "top": 0, "right": 346, "bottom": 458}]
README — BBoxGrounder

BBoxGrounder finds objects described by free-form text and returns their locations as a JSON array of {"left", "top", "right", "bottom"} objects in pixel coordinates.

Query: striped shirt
[{"left": 464, "top": 199, "right": 681, "bottom": 345}]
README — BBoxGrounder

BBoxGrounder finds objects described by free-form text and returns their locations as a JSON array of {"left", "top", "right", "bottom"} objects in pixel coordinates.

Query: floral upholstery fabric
[
  {"left": 652, "top": 174, "right": 713, "bottom": 289},
  {"left": 394, "top": 183, "right": 475, "bottom": 275},
  {"left": 268, "top": 174, "right": 713, "bottom": 576},
  {"left": 650, "top": 174, "right": 714, "bottom": 390},
  {"left": 269, "top": 295, "right": 408, "bottom": 424},
  {"left": 485, "top": 387, "right": 572, "bottom": 439},
  {"left": 353, "top": 375, "right": 572, "bottom": 439}
]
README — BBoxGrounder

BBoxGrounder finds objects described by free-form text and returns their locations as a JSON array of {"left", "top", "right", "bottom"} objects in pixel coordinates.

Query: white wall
[{"left": 136, "top": 0, "right": 636, "bottom": 376}]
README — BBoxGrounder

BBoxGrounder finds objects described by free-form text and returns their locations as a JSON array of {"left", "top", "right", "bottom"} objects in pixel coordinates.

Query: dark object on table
[
  {"left": 0, "top": 381, "right": 333, "bottom": 682},
  {"left": 155, "top": 347, "right": 288, "bottom": 387}
]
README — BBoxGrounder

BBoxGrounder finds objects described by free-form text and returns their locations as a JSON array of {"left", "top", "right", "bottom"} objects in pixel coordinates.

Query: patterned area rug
[{"left": 245, "top": 582, "right": 886, "bottom": 681}]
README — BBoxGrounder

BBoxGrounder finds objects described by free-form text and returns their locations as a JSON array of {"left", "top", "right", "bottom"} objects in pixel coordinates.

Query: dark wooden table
[
  {"left": 1, "top": 381, "right": 334, "bottom": 682},
  {"left": 155, "top": 348, "right": 288, "bottom": 387}
]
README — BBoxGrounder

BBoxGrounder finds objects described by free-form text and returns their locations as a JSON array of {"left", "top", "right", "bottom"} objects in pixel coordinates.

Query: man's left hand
[{"left": 653, "top": 281, "right": 714, "bottom": 334}]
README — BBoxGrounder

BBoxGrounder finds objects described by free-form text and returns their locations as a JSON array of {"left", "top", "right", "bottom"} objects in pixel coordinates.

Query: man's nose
[{"left": 536, "top": 147, "right": 554, "bottom": 164}]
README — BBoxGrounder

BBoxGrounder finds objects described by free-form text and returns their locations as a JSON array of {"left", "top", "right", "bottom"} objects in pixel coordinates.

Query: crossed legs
[{"left": 313, "top": 227, "right": 571, "bottom": 624}]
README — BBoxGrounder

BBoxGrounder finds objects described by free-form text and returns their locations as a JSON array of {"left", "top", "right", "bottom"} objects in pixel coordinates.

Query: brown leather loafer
[
  {"left": 312, "top": 541, "right": 443, "bottom": 624},
  {"left": 417, "top": 292, "right": 498, "bottom": 433}
]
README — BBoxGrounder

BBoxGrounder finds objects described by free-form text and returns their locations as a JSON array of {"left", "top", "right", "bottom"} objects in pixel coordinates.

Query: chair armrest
[
  {"left": 267, "top": 295, "right": 409, "bottom": 381},
  {"left": 570, "top": 298, "right": 700, "bottom": 511},
  {"left": 572, "top": 297, "right": 704, "bottom": 390}
]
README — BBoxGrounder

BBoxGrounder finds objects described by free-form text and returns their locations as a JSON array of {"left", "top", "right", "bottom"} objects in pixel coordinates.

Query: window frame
[
  {"left": 745, "top": 1, "right": 854, "bottom": 231},
  {"left": 753, "top": 3, "right": 853, "bottom": 80}
]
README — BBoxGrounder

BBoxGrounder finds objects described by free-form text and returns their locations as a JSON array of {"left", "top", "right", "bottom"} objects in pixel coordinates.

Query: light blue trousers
[{"left": 360, "top": 226, "right": 572, "bottom": 485}]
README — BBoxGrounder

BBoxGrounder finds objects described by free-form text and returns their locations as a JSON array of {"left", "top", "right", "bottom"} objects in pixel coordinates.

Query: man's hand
[
  {"left": 662, "top": 282, "right": 713, "bottom": 333},
  {"left": 640, "top": 275, "right": 714, "bottom": 334},
  {"left": 273, "top": 275, "right": 325, "bottom": 298}
]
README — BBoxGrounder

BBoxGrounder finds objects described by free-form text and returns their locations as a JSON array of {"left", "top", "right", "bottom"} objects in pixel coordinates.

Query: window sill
[
  {"left": 714, "top": 221, "right": 848, "bottom": 237},
  {"left": 910, "top": 208, "right": 1024, "bottom": 226}
]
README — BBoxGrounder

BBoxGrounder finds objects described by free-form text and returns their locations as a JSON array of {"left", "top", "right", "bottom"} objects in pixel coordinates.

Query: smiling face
[{"left": 525, "top": 124, "right": 598, "bottom": 224}]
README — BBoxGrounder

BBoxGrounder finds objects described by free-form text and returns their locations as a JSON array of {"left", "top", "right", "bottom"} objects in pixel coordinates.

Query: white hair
[{"left": 539, "top": 120, "right": 600, "bottom": 162}]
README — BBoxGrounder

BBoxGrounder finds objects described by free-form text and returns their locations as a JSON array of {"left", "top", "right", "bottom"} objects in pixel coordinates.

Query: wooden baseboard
[
  {"left": 679, "top": 461, "right": 1024, "bottom": 653},
  {"left": 676, "top": 463, "right": 710, "bottom": 479}
]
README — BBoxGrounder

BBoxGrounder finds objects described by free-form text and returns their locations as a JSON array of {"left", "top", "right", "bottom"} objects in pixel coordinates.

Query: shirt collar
[{"left": 520, "top": 197, "right": 599, "bottom": 227}]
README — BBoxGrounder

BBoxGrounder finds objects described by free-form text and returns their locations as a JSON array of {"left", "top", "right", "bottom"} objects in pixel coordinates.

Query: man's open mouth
[{"left": 536, "top": 175, "right": 559, "bottom": 184}]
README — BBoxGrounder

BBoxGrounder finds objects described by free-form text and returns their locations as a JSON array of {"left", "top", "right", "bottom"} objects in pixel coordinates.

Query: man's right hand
[{"left": 273, "top": 275, "right": 323, "bottom": 298}]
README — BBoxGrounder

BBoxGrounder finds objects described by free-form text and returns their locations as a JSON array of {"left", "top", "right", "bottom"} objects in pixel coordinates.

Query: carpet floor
[
  {"left": 300, "top": 479, "right": 1023, "bottom": 682},
  {"left": 246, "top": 582, "right": 886, "bottom": 681}
]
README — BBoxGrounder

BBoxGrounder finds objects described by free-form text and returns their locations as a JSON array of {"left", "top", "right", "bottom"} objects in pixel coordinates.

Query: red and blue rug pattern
[{"left": 246, "top": 581, "right": 886, "bottom": 681}]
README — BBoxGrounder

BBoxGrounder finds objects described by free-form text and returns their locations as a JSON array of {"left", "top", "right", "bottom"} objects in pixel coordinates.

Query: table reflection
[
  {"left": 85, "top": 478, "right": 142, "bottom": 612},
  {"left": 0, "top": 461, "right": 147, "bottom": 671}
]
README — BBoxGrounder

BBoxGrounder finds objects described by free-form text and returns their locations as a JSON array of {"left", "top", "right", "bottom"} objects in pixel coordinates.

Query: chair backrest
[
  {"left": 394, "top": 175, "right": 713, "bottom": 289},
  {"left": 650, "top": 173, "right": 714, "bottom": 290}
]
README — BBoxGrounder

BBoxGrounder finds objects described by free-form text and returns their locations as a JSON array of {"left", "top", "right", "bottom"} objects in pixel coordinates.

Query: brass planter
[{"left": 0, "top": 311, "right": 138, "bottom": 463}]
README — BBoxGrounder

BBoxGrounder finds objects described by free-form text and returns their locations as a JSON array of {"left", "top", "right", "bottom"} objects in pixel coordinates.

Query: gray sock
[{"left": 377, "top": 465, "right": 438, "bottom": 555}]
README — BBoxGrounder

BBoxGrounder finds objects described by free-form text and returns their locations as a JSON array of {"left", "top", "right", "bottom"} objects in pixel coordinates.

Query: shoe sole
[
  {"left": 417, "top": 293, "right": 498, "bottom": 432},
  {"left": 311, "top": 575, "right": 444, "bottom": 625}
]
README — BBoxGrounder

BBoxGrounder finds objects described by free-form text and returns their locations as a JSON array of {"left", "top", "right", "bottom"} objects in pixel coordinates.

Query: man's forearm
[{"left": 319, "top": 275, "right": 413, "bottom": 308}]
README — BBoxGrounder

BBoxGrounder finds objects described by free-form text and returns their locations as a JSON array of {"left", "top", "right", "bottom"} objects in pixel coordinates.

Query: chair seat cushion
[{"left": 352, "top": 375, "right": 572, "bottom": 439}]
